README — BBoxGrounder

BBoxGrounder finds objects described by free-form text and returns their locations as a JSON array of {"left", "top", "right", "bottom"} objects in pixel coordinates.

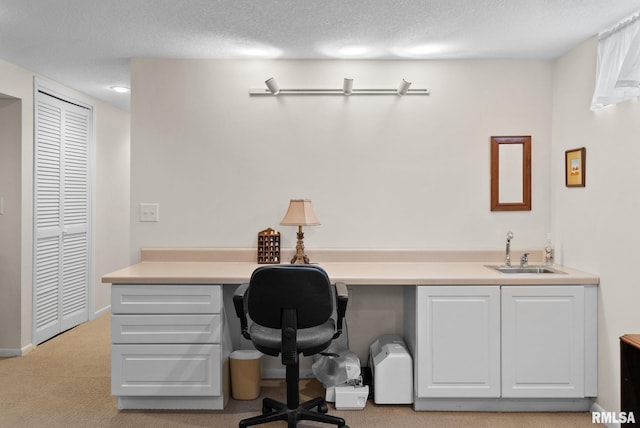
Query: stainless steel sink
[{"left": 485, "top": 265, "right": 566, "bottom": 274}]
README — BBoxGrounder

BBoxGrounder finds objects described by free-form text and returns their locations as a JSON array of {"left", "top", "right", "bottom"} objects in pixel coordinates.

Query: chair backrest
[{"left": 247, "top": 264, "right": 334, "bottom": 330}]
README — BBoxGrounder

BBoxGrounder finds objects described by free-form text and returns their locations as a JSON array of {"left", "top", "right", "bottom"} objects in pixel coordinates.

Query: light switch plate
[
  {"left": 0, "top": 196, "right": 4, "bottom": 215},
  {"left": 139, "top": 203, "right": 159, "bottom": 222}
]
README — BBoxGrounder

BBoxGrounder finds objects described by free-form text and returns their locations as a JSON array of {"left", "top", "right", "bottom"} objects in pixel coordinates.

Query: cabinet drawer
[
  {"left": 112, "top": 314, "right": 222, "bottom": 344},
  {"left": 111, "top": 344, "right": 221, "bottom": 396},
  {"left": 111, "top": 284, "right": 222, "bottom": 314}
]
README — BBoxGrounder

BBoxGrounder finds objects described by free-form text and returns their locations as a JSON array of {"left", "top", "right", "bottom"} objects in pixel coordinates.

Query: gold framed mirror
[{"left": 490, "top": 136, "right": 531, "bottom": 211}]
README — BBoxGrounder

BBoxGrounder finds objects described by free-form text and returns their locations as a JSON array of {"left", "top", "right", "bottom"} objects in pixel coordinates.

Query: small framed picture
[{"left": 565, "top": 147, "right": 586, "bottom": 187}]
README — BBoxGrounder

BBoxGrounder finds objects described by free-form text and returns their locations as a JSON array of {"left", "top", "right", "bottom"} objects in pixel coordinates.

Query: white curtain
[{"left": 591, "top": 12, "right": 640, "bottom": 110}]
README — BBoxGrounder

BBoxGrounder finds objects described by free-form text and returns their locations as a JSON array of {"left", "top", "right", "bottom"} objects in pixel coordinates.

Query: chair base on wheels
[{"left": 238, "top": 396, "right": 348, "bottom": 428}]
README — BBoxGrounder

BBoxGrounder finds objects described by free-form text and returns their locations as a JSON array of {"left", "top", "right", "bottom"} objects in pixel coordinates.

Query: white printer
[{"left": 368, "top": 334, "right": 413, "bottom": 404}]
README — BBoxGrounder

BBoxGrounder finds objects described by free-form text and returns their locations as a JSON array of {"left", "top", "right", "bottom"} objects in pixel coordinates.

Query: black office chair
[{"left": 233, "top": 264, "right": 349, "bottom": 428}]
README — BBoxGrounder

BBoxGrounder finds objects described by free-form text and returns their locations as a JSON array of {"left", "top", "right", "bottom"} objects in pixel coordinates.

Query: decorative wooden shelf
[{"left": 257, "top": 228, "right": 281, "bottom": 264}]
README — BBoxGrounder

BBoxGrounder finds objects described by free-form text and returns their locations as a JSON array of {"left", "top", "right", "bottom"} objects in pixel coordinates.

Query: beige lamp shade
[{"left": 280, "top": 199, "right": 320, "bottom": 226}]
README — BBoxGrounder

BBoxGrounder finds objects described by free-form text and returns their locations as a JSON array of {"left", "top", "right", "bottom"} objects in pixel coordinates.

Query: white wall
[
  {"left": 130, "top": 58, "right": 554, "bottom": 366},
  {"left": 552, "top": 37, "right": 640, "bottom": 413},
  {"left": 0, "top": 58, "right": 130, "bottom": 351},
  {"left": 0, "top": 59, "right": 37, "bottom": 351},
  {"left": 0, "top": 97, "right": 22, "bottom": 349},
  {"left": 130, "top": 59, "right": 552, "bottom": 256},
  {"left": 94, "top": 101, "right": 131, "bottom": 314}
]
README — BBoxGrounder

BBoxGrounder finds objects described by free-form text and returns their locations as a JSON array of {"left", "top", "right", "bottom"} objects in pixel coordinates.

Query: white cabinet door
[
  {"left": 502, "top": 286, "right": 584, "bottom": 398},
  {"left": 416, "top": 286, "right": 501, "bottom": 397}
]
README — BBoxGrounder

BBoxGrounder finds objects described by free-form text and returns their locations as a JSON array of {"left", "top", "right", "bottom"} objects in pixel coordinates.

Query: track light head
[
  {"left": 397, "top": 78, "right": 412, "bottom": 96},
  {"left": 265, "top": 77, "right": 280, "bottom": 95},
  {"left": 343, "top": 78, "right": 354, "bottom": 95}
]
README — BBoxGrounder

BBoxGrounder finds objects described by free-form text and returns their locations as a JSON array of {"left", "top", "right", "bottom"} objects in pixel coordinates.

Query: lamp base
[
  {"left": 290, "top": 228, "right": 310, "bottom": 264},
  {"left": 290, "top": 253, "right": 310, "bottom": 264}
]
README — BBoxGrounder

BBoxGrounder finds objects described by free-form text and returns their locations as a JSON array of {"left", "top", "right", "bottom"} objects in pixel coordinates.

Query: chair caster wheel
[{"left": 317, "top": 402, "right": 328, "bottom": 413}]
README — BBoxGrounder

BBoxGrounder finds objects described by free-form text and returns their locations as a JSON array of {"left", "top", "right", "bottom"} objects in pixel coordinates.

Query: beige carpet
[{"left": 0, "top": 313, "right": 601, "bottom": 427}]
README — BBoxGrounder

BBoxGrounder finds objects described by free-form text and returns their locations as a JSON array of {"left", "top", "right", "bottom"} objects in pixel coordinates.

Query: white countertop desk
[
  {"left": 103, "top": 253, "right": 598, "bottom": 286},
  {"left": 103, "top": 249, "right": 599, "bottom": 412}
]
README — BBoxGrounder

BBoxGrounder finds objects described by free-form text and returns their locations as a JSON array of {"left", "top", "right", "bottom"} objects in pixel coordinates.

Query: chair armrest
[
  {"left": 334, "top": 282, "right": 348, "bottom": 339},
  {"left": 233, "top": 283, "right": 251, "bottom": 340},
  {"left": 336, "top": 281, "right": 348, "bottom": 298}
]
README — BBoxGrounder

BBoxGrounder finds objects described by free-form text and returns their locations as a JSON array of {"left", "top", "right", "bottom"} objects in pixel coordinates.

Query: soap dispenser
[{"left": 543, "top": 233, "right": 554, "bottom": 266}]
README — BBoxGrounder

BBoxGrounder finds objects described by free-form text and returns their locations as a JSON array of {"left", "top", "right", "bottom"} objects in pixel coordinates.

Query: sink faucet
[
  {"left": 505, "top": 231, "right": 514, "bottom": 266},
  {"left": 520, "top": 252, "right": 530, "bottom": 268}
]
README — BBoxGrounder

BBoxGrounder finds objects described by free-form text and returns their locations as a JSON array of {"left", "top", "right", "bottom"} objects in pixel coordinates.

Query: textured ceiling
[{"left": 1, "top": 0, "right": 639, "bottom": 111}]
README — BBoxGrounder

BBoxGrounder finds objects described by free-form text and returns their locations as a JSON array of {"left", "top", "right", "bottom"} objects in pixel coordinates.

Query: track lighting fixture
[{"left": 250, "top": 77, "right": 429, "bottom": 96}]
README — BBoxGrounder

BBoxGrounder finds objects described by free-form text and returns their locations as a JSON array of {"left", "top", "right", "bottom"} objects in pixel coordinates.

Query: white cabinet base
[
  {"left": 110, "top": 283, "right": 231, "bottom": 410},
  {"left": 406, "top": 284, "right": 598, "bottom": 411},
  {"left": 413, "top": 397, "right": 594, "bottom": 412},
  {"left": 117, "top": 395, "right": 226, "bottom": 410}
]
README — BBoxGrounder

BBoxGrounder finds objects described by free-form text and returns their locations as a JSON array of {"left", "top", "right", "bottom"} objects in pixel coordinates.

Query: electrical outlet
[{"left": 139, "top": 203, "right": 159, "bottom": 222}]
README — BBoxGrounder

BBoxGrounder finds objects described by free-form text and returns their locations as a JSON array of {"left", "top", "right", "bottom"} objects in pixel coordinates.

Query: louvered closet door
[{"left": 34, "top": 91, "right": 92, "bottom": 344}]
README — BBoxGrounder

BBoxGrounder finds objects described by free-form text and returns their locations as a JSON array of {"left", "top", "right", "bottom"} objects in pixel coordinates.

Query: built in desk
[{"left": 103, "top": 248, "right": 600, "bottom": 411}]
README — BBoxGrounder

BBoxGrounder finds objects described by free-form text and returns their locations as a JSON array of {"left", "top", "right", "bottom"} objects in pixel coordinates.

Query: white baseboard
[
  {"left": 413, "top": 397, "right": 592, "bottom": 412},
  {"left": 21, "top": 343, "right": 36, "bottom": 355},
  {"left": 0, "top": 349, "right": 21, "bottom": 357},
  {"left": 591, "top": 402, "right": 620, "bottom": 428},
  {"left": 93, "top": 304, "right": 111, "bottom": 319},
  {"left": 0, "top": 343, "right": 36, "bottom": 357},
  {"left": 1, "top": 307, "right": 111, "bottom": 358}
]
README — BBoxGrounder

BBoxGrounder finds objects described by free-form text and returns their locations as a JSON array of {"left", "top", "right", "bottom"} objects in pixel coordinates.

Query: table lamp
[{"left": 280, "top": 199, "right": 320, "bottom": 264}]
